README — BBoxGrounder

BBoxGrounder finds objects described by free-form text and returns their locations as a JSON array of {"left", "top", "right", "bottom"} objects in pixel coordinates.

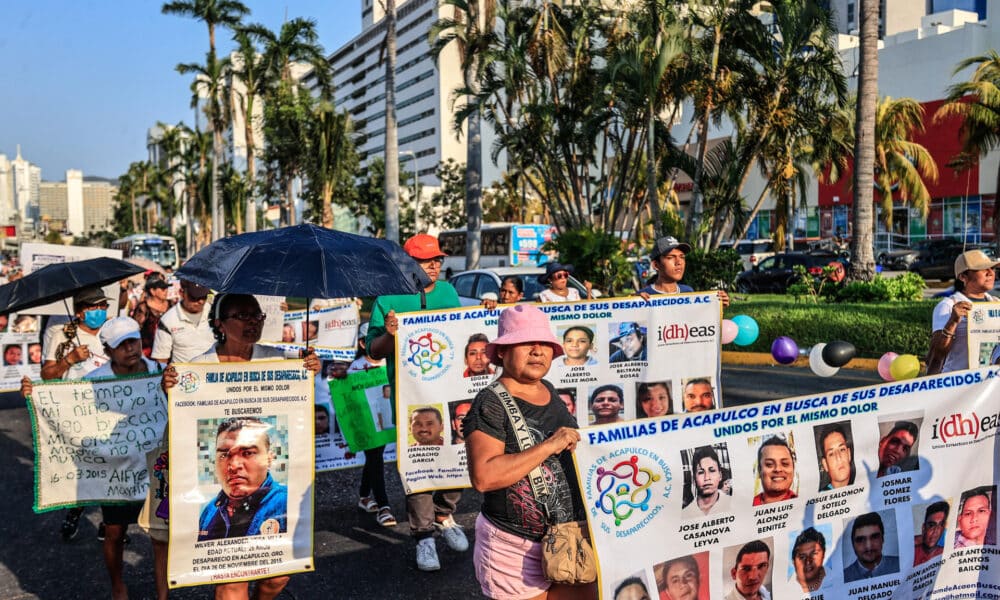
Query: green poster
[{"left": 328, "top": 368, "right": 396, "bottom": 452}]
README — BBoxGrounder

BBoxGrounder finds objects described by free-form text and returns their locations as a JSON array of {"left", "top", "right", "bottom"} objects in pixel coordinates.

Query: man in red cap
[{"left": 367, "top": 233, "right": 469, "bottom": 571}]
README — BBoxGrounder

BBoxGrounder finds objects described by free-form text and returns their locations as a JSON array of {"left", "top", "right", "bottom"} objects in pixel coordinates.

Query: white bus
[
  {"left": 438, "top": 223, "right": 556, "bottom": 278},
  {"left": 111, "top": 233, "right": 181, "bottom": 270}
]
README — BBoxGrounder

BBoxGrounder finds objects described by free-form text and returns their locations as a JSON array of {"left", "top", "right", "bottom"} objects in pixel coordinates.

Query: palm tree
[
  {"left": 936, "top": 50, "right": 1000, "bottom": 251},
  {"left": 848, "top": 0, "right": 879, "bottom": 282},
  {"left": 430, "top": 0, "right": 498, "bottom": 267},
  {"left": 255, "top": 18, "right": 327, "bottom": 227},
  {"left": 230, "top": 27, "right": 266, "bottom": 233},
  {"left": 872, "top": 97, "right": 939, "bottom": 227},
  {"left": 177, "top": 51, "right": 231, "bottom": 241},
  {"left": 306, "top": 92, "right": 358, "bottom": 228},
  {"left": 163, "top": 0, "right": 249, "bottom": 240}
]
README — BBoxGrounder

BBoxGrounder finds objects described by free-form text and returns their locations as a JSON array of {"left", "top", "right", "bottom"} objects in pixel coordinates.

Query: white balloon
[{"left": 809, "top": 343, "right": 839, "bottom": 378}]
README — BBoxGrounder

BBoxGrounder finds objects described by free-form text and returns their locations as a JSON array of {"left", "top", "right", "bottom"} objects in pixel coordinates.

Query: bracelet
[{"left": 940, "top": 330, "right": 955, "bottom": 339}]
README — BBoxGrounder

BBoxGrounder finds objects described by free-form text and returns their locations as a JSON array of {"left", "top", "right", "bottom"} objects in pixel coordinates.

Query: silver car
[{"left": 447, "top": 267, "right": 599, "bottom": 306}]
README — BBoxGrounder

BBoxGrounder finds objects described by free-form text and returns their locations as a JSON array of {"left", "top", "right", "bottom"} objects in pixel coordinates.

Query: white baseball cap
[
  {"left": 99, "top": 316, "right": 141, "bottom": 349},
  {"left": 358, "top": 322, "right": 370, "bottom": 340}
]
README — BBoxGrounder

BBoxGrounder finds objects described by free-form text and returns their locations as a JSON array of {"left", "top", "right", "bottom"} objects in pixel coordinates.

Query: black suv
[
  {"left": 735, "top": 252, "right": 848, "bottom": 293},
  {"left": 910, "top": 241, "right": 996, "bottom": 281}
]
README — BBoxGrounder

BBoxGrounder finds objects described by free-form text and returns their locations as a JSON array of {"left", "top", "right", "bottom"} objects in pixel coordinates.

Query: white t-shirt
[
  {"left": 933, "top": 292, "right": 998, "bottom": 373},
  {"left": 85, "top": 356, "right": 162, "bottom": 380},
  {"left": 151, "top": 303, "right": 215, "bottom": 363},
  {"left": 42, "top": 323, "right": 107, "bottom": 379},
  {"left": 538, "top": 288, "right": 581, "bottom": 303}
]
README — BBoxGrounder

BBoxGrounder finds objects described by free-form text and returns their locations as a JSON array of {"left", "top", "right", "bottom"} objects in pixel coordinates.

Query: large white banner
[
  {"left": 167, "top": 361, "right": 314, "bottom": 588},
  {"left": 395, "top": 295, "right": 722, "bottom": 493},
  {"left": 261, "top": 302, "right": 359, "bottom": 361},
  {"left": 574, "top": 367, "right": 1000, "bottom": 599},
  {"left": 27, "top": 373, "right": 167, "bottom": 511},
  {"left": 20, "top": 242, "right": 122, "bottom": 315},
  {"left": 967, "top": 301, "right": 1000, "bottom": 368}
]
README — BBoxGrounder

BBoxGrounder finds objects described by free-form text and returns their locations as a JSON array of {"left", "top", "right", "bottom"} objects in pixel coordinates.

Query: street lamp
[{"left": 399, "top": 150, "right": 419, "bottom": 232}]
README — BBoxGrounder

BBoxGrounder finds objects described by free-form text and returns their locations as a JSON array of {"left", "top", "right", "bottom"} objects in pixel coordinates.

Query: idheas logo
[
  {"left": 932, "top": 412, "right": 981, "bottom": 443},
  {"left": 657, "top": 323, "right": 716, "bottom": 343}
]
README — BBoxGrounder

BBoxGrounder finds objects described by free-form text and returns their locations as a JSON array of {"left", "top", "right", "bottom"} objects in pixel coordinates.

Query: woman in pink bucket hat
[{"left": 462, "top": 304, "right": 596, "bottom": 599}]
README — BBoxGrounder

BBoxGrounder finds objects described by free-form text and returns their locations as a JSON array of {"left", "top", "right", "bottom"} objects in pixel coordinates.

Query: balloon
[
  {"left": 731, "top": 315, "right": 759, "bottom": 346},
  {"left": 878, "top": 352, "right": 898, "bottom": 381},
  {"left": 771, "top": 336, "right": 799, "bottom": 364},
  {"left": 890, "top": 354, "right": 921, "bottom": 380},
  {"left": 809, "top": 343, "right": 839, "bottom": 377},
  {"left": 721, "top": 319, "right": 738, "bottom": 344},
  {"left": 822, "top": 340, "right": 857, "bottom": 368}
]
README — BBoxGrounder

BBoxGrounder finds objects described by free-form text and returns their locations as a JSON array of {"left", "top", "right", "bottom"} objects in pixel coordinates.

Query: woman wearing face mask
[{"left": 40, "top": 286, "right": 112, "bottom": 380}]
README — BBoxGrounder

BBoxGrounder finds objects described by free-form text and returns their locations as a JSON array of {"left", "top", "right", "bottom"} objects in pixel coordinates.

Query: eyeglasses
[
  {"left": 224, "top": 312, "right": 267, "bottom": 322},
  {"left": 418, "top": 257, "right": 444, "bottom": 265},
  {"left": 552, "top": 271, "right": 569, "bottom": 280}
]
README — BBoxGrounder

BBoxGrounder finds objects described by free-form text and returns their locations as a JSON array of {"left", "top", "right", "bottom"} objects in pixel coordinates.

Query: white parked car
[{"left": 447, "top": 267, "right": 601, "bottom": 306}]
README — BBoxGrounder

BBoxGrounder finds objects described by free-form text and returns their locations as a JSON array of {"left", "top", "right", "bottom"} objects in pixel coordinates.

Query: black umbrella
[
  {"left": 0, "top": 257, "right": 145, "bottom": 315},
  {"left": 176, "top": 223, "right": 430, "bottom": 298}
]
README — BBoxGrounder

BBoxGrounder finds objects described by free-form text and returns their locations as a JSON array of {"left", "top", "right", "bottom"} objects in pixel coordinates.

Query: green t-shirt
[{"left": 366, "top": 281, "right": 461, "bottom": 412}]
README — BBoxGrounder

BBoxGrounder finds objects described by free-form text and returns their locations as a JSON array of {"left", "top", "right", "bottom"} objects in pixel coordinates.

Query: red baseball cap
[{"left": 403, "top": 234, "right": 447, "bottom": 260}]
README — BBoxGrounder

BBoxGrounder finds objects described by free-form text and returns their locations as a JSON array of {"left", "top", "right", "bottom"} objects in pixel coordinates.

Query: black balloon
[{"left": 822, "top": 340, "right": 856, "bottom": 368}]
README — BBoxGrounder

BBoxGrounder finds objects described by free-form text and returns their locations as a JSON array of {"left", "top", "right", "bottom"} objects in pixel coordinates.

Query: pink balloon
[
  {"left": 721, "top": 319, "right": 738, "bottom": 344},
  {"left": 878, "top": 352, "right": 898, "bottom": 381}
]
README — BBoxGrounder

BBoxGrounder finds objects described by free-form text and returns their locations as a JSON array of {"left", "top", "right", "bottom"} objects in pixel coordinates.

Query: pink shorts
[{"left": 474, "top": 513, "right": 550, "bottom": 600}]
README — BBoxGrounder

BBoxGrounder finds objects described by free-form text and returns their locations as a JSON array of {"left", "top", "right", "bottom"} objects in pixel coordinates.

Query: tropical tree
[
  {"left": 936, "top": 50, "right": 1000, "bottom": 250},
  {"left": 230, "top": 27, "right": 266, "bottom": 233},
  {"left": 303, "top": 92, "right": 359, "bottom": 228},
  {"left": 848, "top": 0, "right": 879, "bottom": 282},
  {"left": 163, "top": 0, "right": 248, "bottom": 240},
  {"left": 870, "top": 97, "right": 939, "bottom": 227},
  {"left": 261, "top": 80, "right": 312, "bottom": 227}
]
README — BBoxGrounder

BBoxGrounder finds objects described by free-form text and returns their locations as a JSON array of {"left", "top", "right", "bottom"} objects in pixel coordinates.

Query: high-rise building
[
  {"left": 39, "top": 173, "right": 117, "bottom": 236},
  {"left": 10, "top": 146, "right": 41, "bottom": 224},
  {"left": 319, "top": 0, "right": 489, "bottom": 189},
  {"left": 0, "top": 154, "right": 13, "bottom": 223},
  {"left": 825, "top": 0, "right": 985, "bottom": 37}
]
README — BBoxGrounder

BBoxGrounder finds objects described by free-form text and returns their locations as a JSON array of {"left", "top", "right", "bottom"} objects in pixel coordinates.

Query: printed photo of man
[
  {"left": 877, "top": 420, "right": 919, "bottom": 477},
  {"left": 815, "top": 422, "right": 855, "bottom": 490},
  {"left": 3, "top": 344, "right": 22, "bottom": 366},
  {"left": 462, "top": 333, "right": 494, "bottom": 378},
  {"left": 843, "top": 511, "right": 900, "bottom": 582},
  {"left": 724, "top": 540, "right": 772, "bottom": 600},
  {"left": 199, "top": 417, "right": 287, "bottom": 541},
  {"left": 589, "top": 384, "right": 625, "bottom": 425},
  {"left": 409, "top": 406, "right": 445, "bottom": 446},
  {"left": 449, "top": 400, "right": 472, "bottom": 445},
  {"left": 655, "top": 553, "right": 709, "bottom": 600},
  {"left": 913, "top": 501, "right": 949, "bottom": 566},
  {"left": 791, "top": 527, "right": 829, "bottom": 593},
  {"left": 752, "top": 435, "right": 797, "bottom": 506},
  {"left": 955, "top": 486, "right": 997, "bottom": 549},
  {"left": 609, "top": 322, "right": 647, "bottom": 363},
  {"left": 682, "top": 378, "right": 716, "bottom": 412}
]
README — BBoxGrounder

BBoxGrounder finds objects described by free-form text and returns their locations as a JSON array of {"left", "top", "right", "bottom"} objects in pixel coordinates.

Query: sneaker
[
  {"left": 60, "top": 509, "right": 82, "bottom": 541},
  {"left": 97, "top": 522, "right": 105, "bottom": 541},
  {"left": 415, "top": 538, "right": 440, "bottom": 572},
  {"left": 434, "top": 515, "right": 469, "bottom": 552}
]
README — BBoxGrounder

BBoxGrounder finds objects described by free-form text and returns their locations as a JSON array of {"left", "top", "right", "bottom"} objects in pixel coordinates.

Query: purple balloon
[{"left": 771, "top": 336, "right": 799, "bottom": 365}]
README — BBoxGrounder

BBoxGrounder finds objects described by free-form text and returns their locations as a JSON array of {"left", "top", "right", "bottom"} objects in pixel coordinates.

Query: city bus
[
  {"left": 110, "top": 233, "right": 181, "bottom": 270},
  {"left": 438, "top": 223, "right": 555, "bottom": 278}
]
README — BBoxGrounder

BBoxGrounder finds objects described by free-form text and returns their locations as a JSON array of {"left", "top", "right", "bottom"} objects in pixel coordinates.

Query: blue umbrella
[
  {"left": 176, "top": 224, "right": 430, "bottom": 298},
  {"left": 0, "top": 257, "right": 144, "bottom": 314}
]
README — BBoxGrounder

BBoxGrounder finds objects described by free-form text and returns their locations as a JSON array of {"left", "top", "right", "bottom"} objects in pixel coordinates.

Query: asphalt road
[{"left": 0, "top": 364, "right": 884, "bottom": 599}]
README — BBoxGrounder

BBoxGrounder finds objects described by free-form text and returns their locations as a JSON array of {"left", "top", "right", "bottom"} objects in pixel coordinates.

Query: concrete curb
[{"left": 722, "top": 351, "right": 880, "bottom": 371}]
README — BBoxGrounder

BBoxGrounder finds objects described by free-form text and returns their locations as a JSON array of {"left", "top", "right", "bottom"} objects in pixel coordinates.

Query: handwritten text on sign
[{"left": 29, "top": 374, "right": 166, "bottom": 511}]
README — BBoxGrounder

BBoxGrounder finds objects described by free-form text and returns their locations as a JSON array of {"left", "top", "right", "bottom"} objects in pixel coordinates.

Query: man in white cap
[
  {"left": 928, "top": 249, "right": 999, "bottom": 373},
  {"left": 151, "top": 280, "right": 214, "bottom": 364}
]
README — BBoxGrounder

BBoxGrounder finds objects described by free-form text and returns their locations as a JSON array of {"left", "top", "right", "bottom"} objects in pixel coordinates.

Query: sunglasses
[
  {"left": 224, "top": 312, "right": 267, "bottom": 322},
  {"left": 418, "top": 257, "right": 445, "bottom": 265},
  {"left": 551, "top": 271, "right": 570, "bottom": 280}
]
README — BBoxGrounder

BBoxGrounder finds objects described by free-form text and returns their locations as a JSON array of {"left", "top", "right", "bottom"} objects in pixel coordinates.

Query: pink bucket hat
[{"left": 485, "top": 304, "right": 564, "bottom": 366}]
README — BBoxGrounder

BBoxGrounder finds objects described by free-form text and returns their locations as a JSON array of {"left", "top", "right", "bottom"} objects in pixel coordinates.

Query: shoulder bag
[{"left": 488, "top": 381, "right": 597, "bottom": 585}]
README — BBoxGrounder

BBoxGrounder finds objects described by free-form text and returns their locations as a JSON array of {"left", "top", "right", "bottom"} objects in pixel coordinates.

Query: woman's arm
[{"left": 466, "top": 427, "right": 579, "bottom": 493}]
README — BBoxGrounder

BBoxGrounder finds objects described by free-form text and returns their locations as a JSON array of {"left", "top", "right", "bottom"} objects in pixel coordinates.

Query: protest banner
[
  {"left": 328, "top": 367, "right": 396, "bottom": 451},
  {"left": 395, "top": 294, "right": 721, "bottom": 493},
  {"left": 573, "top": 366, "right": 1000, "bottom": 599},
  {"left": 967, "top": 301, "right": 1000, "bottom": 368},
  {"left": 167, "top": 361, "right": 314, "bottom": 588},
  {"left": 20, "top": 242, "right": 122, "bottom": 315},
  {"left": 0, "top": 316, "right": 42, "bottom": 391},
  {"left": 262, "top": 302, "right": 359, "bottom": 361},
  {"left": 314, "top": 367, "right": 396, "bottom": 471},
  {"left": 27, "top": 373, "right": 167, "bottom": 511}
]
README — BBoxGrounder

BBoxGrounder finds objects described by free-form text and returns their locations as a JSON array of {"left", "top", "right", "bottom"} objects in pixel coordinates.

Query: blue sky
[{"left": 0, "top": 1, "right": 362, "bottom": 181}]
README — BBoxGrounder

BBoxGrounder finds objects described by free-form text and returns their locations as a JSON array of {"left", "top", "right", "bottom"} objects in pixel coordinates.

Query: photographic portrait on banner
[
  {"left": 196, "top": 415, "right": 290, "bottom": 541},
  {"left": 722, "top": 539, "right": 774, "bottom": 600},
  {"left": 954, "top": 485, "right": 997, "bottom": 549},
  {"left": 876, "top": 416, "right": 922, "bottom": 478},
  {"left": 843, "top": 509, "right": 901, "bottom": 582},
  {"left": 813, "top": 421, "right": 857, "bottom": 491},
  {"left": 787, "top": 523, "right": 837, "bottom": 594},
  {"left": 588, "top": 384, "right": 627, "bottom": 425},
  {"left": 749, "top": 432, "right": 799, "bottom": 506},
  {"left": 609, "top": 321, "right": 648, "bottom": 363},
  {"left": 680, "top": 377, "right": 716, "bottom": 413},
  {"left": 408, "top": 404, "right": 446, "bottom": 446},
  {"left": 558, "top": 323, "right": 599, "bottom": 367},
  {"left": 612, "top": 570, "right": 654, "bottom": 600},
  {"left": 681, "top": 444, "right": 733, "bottom": 519},
  {"left": 636, "top": 380, "right": 673, "bottom": 419},
  {"left": 912, "top": 499, "right": 951, "bottom": 566},
  {"left": 448, "top": 399, "right": 472, "bottom": 445},
  {"left": 654, "top": 552, "right": 710, "bottom": 600}
]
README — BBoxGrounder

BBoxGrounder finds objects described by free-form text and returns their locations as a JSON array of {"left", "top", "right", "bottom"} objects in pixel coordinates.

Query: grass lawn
[{"left": 723, "top": 295, "right": 938, "bottom": 358}]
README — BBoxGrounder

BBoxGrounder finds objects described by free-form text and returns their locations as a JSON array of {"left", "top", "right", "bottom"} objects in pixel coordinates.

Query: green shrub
[
  {"left": 723, "top": 296, "right": 935, "bottom": 358},
  {"left": 833, "top": 273, "right": 925, "bottom": 303},
  {"left": 683, "top": 247, "right": 744, "bottom": 292}
]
